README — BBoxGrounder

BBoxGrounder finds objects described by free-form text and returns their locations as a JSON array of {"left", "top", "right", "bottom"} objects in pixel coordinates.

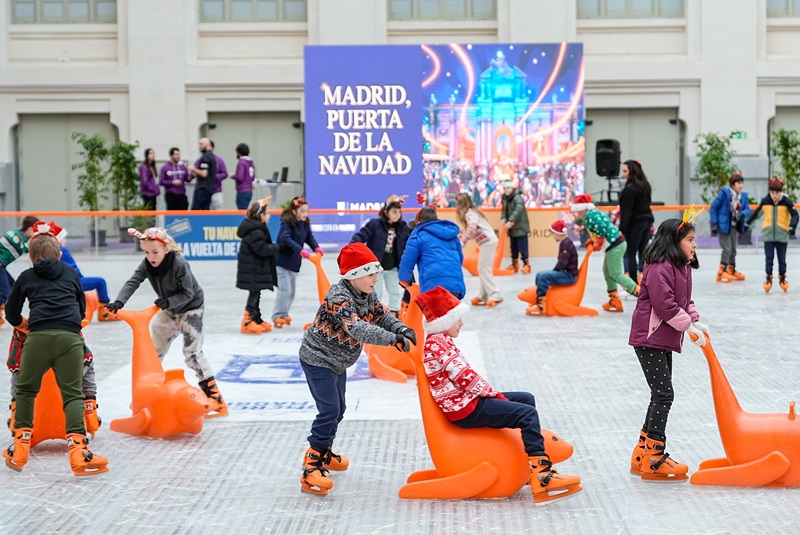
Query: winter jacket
[
  {"left": 460, "top": 209, "right": 497, "bottom": 246},
  {"left": 423, "top": 333, "right": 502, "bottom": 421},
  {"left": 618, "top": 181, "right": 654, "bottom": 236},
  {"left": 114, "top": 252, "right": 204, "bottom": 314},
  {"left": 501, "top": 189, "right": 530, "bottom": 237},
  {"left": 60, "top": 247, "right": 83, "bottom": 278},
  {"left": 349, "top": 217, "right": 410, "bottom": 270},
  {"left": 710, "top": 187, "right": 751, "bottom": 234},
  {"left": 236, "top": 218, "right": 280, "bottom": 291},
  {"left": 553, "top": 238, "right": 578, "bottom": 276},
  {"left": 629, "top": 260, "right": 698, "bottom": 353},
  {"left": 139, "top": 162, "right": 160, "bottom": 198},
  {"left": 584, "top": 208, "right": 622, "bottom": 248},
  {"left": 398, "top": 219, "right": 465, "bottom": 299},
  {"left": 191, "top": 151, "right": 217, "bottom": 193},
  {"left": 276, "top": 220, "right": 320, "bottom": 273},
  {"left": 0, "top": 229, "right": 30, "bottom": 268},
  {"left": 745, "top": 193, "right": 798, "bottom": 243},
  {"left": 300, "top": 280, "right": 404, "bottom": 375},
  {"left": 159, "top": 161, "right": 189, "bottom": 195},
  {"left": 5, "top": 258, "right": 85, "bottom": 334},
  {"left": 231, "top": 157, "right": 256, "bottom": 192}
]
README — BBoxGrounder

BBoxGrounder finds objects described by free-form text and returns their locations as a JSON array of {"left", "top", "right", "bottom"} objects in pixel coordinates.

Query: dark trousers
[
  {"left": 301, "top": 360, "right": 347, "bottom": 452},
  {"left": 453, "top": 391, "right": 545, "bottom": 455},
  {"left": 509, "top": 235, "right": 529, "bottom": 261},
  {"left": 634, "top": 346, "right": 674, "bottom": 441},
  {"left": 142, "top": 195, "right": 157, "bottom": 211},
  {"left": 625, "top": 219, "right": 652, "bottom": 282},
  {"left": 764, "top": 241, "right": 788, "bottom": 276},
  {"left": 191, "top": 188, "right": 213, "bottom": 210},
  {"left": 0, "top": 266, "right": 15, "bottom": 305},
  {"left": 165, "top": 192, "right": 188, "bottom": 211},
  {"left": 245, "top": 290, "right": 262, "bottom": 321},
  {"left": 236, "top": 191, "right": 253, "bottom": 210},
  {"left": 80, "top": 277, "right": 110, "bottom": 303}
]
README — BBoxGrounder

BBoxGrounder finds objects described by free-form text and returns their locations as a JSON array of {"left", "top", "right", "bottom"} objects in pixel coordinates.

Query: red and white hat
[
  {"left": 570, "top": 194, "right": 595, "bottom": 212},
  {"left": 338, "top": 242, "right": 383, "bottom": 280},
  {"left": 415, "top": 286, "right": 469, "bottom": 334},
  {"left": 550, "top": 220, "right": 567, "bottom": 235},
  {"left": 31, "top": 221, "right": 66, "bottom": 243}
]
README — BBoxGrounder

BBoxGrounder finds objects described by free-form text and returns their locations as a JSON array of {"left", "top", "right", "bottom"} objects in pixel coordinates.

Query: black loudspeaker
[
  {"left": 596, "top": 139, "right": 621, "bottom": 177},
  {"left": 280, "top": 167, "right": 289, "bottom": 182}
]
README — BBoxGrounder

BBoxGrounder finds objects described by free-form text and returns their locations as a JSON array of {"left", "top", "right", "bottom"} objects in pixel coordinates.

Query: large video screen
[{"left": 304, "top": 43, "right": 585, "bottom": 211}]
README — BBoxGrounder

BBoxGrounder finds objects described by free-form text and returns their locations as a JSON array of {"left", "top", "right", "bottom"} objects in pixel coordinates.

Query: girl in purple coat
[{"left": 627, "top": 215, "right": 709, "bottom": 482}]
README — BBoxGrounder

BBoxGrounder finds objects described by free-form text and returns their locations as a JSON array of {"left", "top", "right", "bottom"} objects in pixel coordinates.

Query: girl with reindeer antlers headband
[{"left": 105, "top": 227, "right": 228, "bottom": 418}]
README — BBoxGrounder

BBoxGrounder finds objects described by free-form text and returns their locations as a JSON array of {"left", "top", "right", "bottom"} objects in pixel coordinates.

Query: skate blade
[
  {"left": 301, "top": 480, "right": 331, "bottom": 495},
  {"left": 641, "top": 472, "right": 688, "bottom": 482},
  {"left": 73, "top": 465, "right": 109, "bottom": 477},
  {"left": 204, "top": 407, "right": 229, "bottom": 419},
  {"left": 5, "top": 460, "right": 24, "bottom": 472},
  {"left": 533, "top": 484, "right": 583, "bottom": 504}
]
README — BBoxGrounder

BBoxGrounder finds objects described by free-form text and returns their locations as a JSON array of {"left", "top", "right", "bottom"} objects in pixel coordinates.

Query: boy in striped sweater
[
  {"left": 416, "top": 285, "right": 581, "bottom": 504},
  {"left": 0, "top": 216, "right": 40, "bottom": 325}
]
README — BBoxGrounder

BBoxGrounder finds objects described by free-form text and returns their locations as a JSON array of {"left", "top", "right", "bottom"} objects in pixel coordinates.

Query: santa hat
[
  {"left": 30, "top": 221, "right": 65, "bottom": 243},
  {"left": 570, "top": 194, "right": 595, "bottom": 212},
  {"left": 415, "top": 286, "right": 469, "bottom": 334},
  {"left": 338, "top": 242, "right": 383, "bottom": 280},
  {"left": 549, "top": 220, "right": 567, "bottom": 235}
]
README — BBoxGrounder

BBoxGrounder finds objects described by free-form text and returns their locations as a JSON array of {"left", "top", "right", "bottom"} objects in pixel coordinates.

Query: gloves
[
  {"left": 710, "top": 224, "right": 718, "bottom": 237},
  {"left": 314, "top": 247, "right": 324, "bottom": 256},
  {"left": 505, "top": 221, "right": 515, "bottom": 229},
  {"left": 154, "top": 297, "right": 170, "bottom": 310},
  {"left": 300, "top": 249, "right": 311, "bottom": 259},
  {"left": 394, "top": 333, "right": 411, "bottom": 352},
  {"left": 585, "top": 239, "right": 595, "bottom": 250},
  {"left": 692, "top": 321, "right": 710, "bottom": 336},
  {"left": 686, "top": 324, "right": 706, "bottom": 347},
  {"left": 791, "top": 228, "right": 796, "bottom": 239},
  {"left": 397, "top": 326, "right": 417, "bottom": 346},
  {"left": 105, "top": 301, "right": 123, "bottom": 313},
  {"left": 594, "top": 237, "right": 605, "bottom": 249}
]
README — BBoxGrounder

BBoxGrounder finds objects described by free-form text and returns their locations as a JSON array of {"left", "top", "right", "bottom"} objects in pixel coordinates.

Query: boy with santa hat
[
  {"left": 415, "top": 285, "right": 582, "bottom": 503},
  {"left": 571, "top": 193, "right": 638, "bottom": 312},
  {"left": 298, "top": 242, "right": 417, "bottom": 496},
  {"left": 527, "top": 220, "right": 579, "bottom": 315}
]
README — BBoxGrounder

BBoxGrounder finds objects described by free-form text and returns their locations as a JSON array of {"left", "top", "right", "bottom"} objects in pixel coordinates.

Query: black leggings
[
  {"left": 246, "top": 291, "right": 262, "bottom": 321},
  {"left": 625, "top": 219, "right": 652, "bottom": 282},
  {"left": 634, "top": 346, "right": 674, "bottom": 441}
]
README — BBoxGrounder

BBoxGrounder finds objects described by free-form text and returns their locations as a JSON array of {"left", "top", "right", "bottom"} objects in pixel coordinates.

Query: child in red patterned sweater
[{"left": 415, "top": 286, "right": 581, "bottom": 503}]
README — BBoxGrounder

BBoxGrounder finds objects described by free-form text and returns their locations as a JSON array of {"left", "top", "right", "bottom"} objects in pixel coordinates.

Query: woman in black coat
[
  {"left": 237, "top": 197, "right": 281, "bottom": 333},
  {"left": 618, "top": 159, "right": 654, "bottom": 283}
]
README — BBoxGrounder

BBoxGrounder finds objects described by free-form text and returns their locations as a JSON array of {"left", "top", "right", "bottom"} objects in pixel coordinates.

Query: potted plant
[
  {"left": 770, "top": 127, "right": 800, "bottom": 203},
  {"left": 72, "top": 132, "right": 110, "bottom": 246},
  {"left": 108, "top": 139, "right": 147, "bottom": 242},
  {"left": 693, "top": 132, "right": 738, "bottom": 204}
]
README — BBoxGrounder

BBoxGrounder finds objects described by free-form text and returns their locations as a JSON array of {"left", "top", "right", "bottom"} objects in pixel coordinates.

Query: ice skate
[
  {"left": 716, "top": 263, "right": 733, "bottom": 282},
  {"left": 274, "top": 316, "right": 291, "bottom": 328},
  {"left": 199, "top": 377, "right": 229, "bottom": 418},
  {"left": 3, "top": 427, "right": 31, "bottom": 472},
  {"left": 240, "top": 311, "right": 263, "bottom": 335},
  {"left": 630, "top": 430, "right": 646, "bottom": 474},
  {"left": 727, "top": 264, "right": 745, "bottom": 281},
  {"left": 256, "top": 319, "right": 273, "bottom": 332},
  {"left": 504, "top": 259, "right": 519, "bottom": 273},
  {"left": 640, "top": 437, "right": 688, "bottom": 482},
  {"left": 322, "top": 448, "right": 349, "bottom": 471},
  {"left": 470, "top": 296, "right": 487, "bottom": 306},
  {"left": 301, "top": 447, "right": 334, "bottom": 495},
  {"left": 528, "top": 454, "right": 582, "bottom": 504},
  {"left": 0, "top": 305, "right": 5, "bottom": 327},
  {"left": 602, "top": 290, "right": 624, "bottom": 313},
  {"left": 526, "top": 296, "right": 546, "bottom": 316},
  {"left": 66, "top": 433, "right": 109, "bottom": 476},
  {"left": 763, "top": 275, "right": 773, "bottom": 293},
  {"left": 779, "top": 274, "right": 789, "bottom": 292},
  {"left": 486, "top": 298, "right": 503, "bottom": 307},
  {"left": 6, "top": 400, "right": 15, "bottom": 436},
  {"left": 520, "top": 259, "right": 531, "bottom": 274},
  {"left": 84, "top": 399, "right": 101, "bottom": 438}
]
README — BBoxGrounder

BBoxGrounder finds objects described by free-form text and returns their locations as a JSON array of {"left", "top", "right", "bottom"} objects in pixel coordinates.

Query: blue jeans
[
  {"left": 0, "top": 266, "right": 15, "bottom": 305},
  {"left": 191, "top": 188, "right": 213, "bottom": 210},
  {"left": 236, "top": 191, "right": 253, "bottom": 210},
  {"left": 452, "top": 391, "right": 545, "bottom": 455},
  {"left": 80, "top": 276, "right": 110, "bottom": 303},
  {"left": 301, "top": 360, "right": 347, "bottom": 451},
  {"left": 535, "top": 270, "right": 577, "bottom": 297},
  {"left": 272, "top": 266, "right": 297, "bottom": 321},
  {"left": 765, "top": 241, "right": 788, "bottom": 276}
]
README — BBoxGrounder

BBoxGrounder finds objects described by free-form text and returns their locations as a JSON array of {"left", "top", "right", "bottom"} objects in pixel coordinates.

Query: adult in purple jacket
[
  {"left": 230, "top": 143, "right": 256, "bottom": 210},
  {"left": 139, "top": 148, "right": 160, "bottom": 210},
  {"left": 628, "top": 217, "right": 708, "bottom": 482},
  {"left": 159, "top": 147, "right": 189, "bottom": 211}
]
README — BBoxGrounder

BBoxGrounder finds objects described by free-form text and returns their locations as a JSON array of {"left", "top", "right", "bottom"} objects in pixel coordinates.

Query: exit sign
[{"left": 731, "top": 130, "right": 748, "bottom": 139}]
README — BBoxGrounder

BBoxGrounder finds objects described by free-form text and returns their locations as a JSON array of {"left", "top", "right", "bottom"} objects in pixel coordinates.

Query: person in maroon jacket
[{"left": 627, "top": 216, "right": 708, "bottom": 482}]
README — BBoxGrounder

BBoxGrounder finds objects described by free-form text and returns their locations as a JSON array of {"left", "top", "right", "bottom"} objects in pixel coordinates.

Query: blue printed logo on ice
[{"left": 216, "top": 353, "right": 373, "bottom": 384}]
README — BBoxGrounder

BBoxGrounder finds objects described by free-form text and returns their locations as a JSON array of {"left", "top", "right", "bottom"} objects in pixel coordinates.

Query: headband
[
  {"left": 292, "top": 196, "right": 306, "bottom": 208},
  {"left": 678, "top": 204, "right": 704, "bottom": 230},
  {"left": 255, "top": 196, "right": 272, "bottom": 216},
  {"left": 128, "top": 227, "right": 168, "bottom": 245}
]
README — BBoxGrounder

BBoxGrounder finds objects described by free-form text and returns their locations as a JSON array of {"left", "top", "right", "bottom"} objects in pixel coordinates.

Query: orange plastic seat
[
  {"left": 689, "top": 333, "right": 799, "bottom": 487},
  {"left": 109, "top": 306, "right": 210, "bottom": 439},
  {"left": 82, "top": 291, "right": 99, "bottom": 327},
  {"left": 517, "top": 245, "right": 598, "bottom": 317},
  {"left": 398, "top": 285, "right": 575, "bottom": 499},
  {"left": 462, "top": 246, "right": 479, "bottom": 276},
  {"left": 27, "top": 369, "right": 67, "bottom": 447}
]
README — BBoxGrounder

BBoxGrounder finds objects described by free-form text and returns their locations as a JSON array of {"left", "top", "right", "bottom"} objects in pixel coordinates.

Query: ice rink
[{"left": 0, "top": 243, "right": 798, "bottom": 534}]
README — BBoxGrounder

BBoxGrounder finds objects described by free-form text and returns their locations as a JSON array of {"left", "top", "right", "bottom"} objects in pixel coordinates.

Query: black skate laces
[{"left": 303, "top": 451, "right": 330, "bottom": 478}]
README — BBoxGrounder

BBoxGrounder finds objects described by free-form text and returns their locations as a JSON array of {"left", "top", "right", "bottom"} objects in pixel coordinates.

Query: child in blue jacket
[
  {"left": 398, "top": 207, "right": 465, "bottom": 299},
  {"left": 710, "top": 171, "right": 751, "bottom": 282},
  {"left": 273, "top": 196, "right": 322, "bottom": 327}
]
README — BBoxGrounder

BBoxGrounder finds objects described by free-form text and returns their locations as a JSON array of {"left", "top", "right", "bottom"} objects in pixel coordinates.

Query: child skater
[
  {"left": 3, "top": 222, "right": 108, "bottom": 475},
  {"left": 298, "top": 243, "right": 416, "bottom": 495},
  {"left": 628, "top": 209, "right": 708, "bottom": 481},
  {"left": 527, "top": 220, "right": 578, "bottom": 315},
  {"left": 105, "top": 227, "right": 228, "bottom": 418},
  {"left": 0, "top": 215, "right": 40, "bottom": 326},
  {"left": 455, "top": 192, "right": 503, "bottom": 306},
  {"left": 349, "top": 194, "right": 410, "bottom": 316},
  {"left": 571, "top": 193, "right": 638, "bottom": 312},
  {"left": 500, "top": 178, "right": 532, "bottom": 273},
  {"left": 745, "top": 178, "right": 798, "bottom": 292},
  {"left": 710, "top": 171, "right": 751, "bottom": 282},
  {"left": 273, "top": 196, "right": 322, "bottom": 327},
  {"left": 415, "top": 285, "right": 581, "bottom": 503},
  {"left": 237, "top": 196, "right": 280, "bottom": 333}
]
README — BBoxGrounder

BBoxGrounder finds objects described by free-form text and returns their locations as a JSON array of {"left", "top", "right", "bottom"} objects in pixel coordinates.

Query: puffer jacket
[
  {"left": 236, "top": 218, "right": 280, "bottom": 291},
  {"left": 745, "top": 193, "right": 798, "bottom": 243},
  {"left": 398, "top": 219, "right": 465, "bottom": 298},
  {"left": 501, "top": 189, "right": 530, "bottom": 237}
]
